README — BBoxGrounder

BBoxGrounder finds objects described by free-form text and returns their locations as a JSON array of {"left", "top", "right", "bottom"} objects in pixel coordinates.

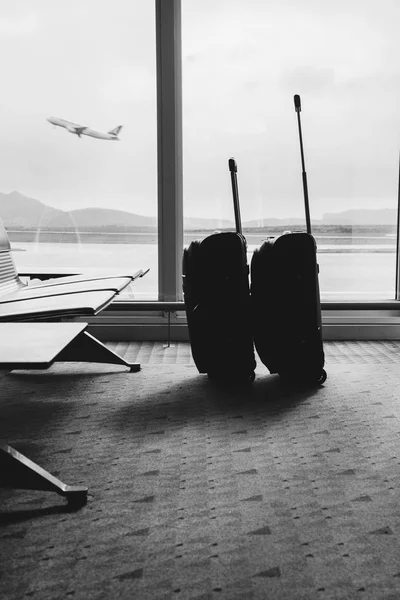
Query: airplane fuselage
[{"left": 47, "top": 117, "right": 121, "bottom": 140}]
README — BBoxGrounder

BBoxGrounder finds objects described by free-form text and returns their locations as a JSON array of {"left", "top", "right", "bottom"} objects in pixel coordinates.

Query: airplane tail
[{"left": 108, "top": 125, "right": 122, "bottom": 136}]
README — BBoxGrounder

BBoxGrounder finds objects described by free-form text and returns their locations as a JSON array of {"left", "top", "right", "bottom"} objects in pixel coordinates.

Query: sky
[{"left": 1, "top": 0, "right": 400, "bottom": 222}]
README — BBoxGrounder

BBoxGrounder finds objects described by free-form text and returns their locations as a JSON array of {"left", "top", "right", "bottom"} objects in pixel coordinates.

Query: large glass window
[
  {"left": 0, "top": 1, "right": 157, "bottom": 299},
  {"left": 182, "top": 0, "right": 400, "bottom": 300}
]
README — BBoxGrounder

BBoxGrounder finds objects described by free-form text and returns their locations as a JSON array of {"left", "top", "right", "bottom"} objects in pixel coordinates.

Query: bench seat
[
  {"left": 0, "top": 321, "right": 87, "bottom": 367},
  {"left": 0, "top": 290, "right": 117, "bottom": 321},
  {"left": 0, "top": 276, "right": 134, "bottom": 304},
  {"left": 0, "top": 321, "right": 139, "bottom": 369},
  {"left": 26, "top": 269, "right": 145, "bottom": 288}
]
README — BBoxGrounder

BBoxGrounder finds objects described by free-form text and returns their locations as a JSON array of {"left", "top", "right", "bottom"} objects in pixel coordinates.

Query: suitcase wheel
[{"left": 317, "top": 369, "right": 327, "bottom": 385}]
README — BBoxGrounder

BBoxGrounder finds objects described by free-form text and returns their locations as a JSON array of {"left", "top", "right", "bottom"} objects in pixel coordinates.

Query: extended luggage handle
[
  {"left": 228, "top": 158, "right": 243, "bottom": 235},
  {"left": 294, "top": 94, "right": 312, "bottom": 235}
]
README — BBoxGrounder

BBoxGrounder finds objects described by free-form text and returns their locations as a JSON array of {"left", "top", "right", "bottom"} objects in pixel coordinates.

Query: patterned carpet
[
  {"left": 1, "top": 342, "right": 400, "bottom": 599},
  {"left": 107, "top": 340, "right": 400, "bottom": 366}
]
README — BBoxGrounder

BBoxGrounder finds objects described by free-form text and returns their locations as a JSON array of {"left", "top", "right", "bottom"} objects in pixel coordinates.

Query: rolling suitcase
[
  {"left": 250, "top": 94, "right": 327, "bottom": 385},
  {"left": 182, "top": 159, "right": 256, "bottom": 382}
]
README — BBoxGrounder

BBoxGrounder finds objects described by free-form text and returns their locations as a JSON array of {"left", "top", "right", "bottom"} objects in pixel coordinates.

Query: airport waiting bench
[
  {"left": 0, "top": 217, "right": 148, "bottom": 505},
  {"left": 0, "top": 216, "right": 147, "bottom": 367}
]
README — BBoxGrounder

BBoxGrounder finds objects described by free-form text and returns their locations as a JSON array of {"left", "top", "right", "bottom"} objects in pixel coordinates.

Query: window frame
[{"left": 156, "top": 0, "right": 183, "bottom": 302}]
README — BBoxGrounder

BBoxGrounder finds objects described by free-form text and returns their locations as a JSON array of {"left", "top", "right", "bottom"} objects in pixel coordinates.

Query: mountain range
[{"left": 0, "top": 191, "right": 397, "bottom": 230}]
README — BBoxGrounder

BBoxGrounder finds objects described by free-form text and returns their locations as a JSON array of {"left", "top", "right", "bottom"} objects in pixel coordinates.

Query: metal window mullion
[
  {"left": 155, "top": 0, "right": 183, "bottom": 301},
  {"left": 395, "top": 152, "right": 400, "bottom": 299}
]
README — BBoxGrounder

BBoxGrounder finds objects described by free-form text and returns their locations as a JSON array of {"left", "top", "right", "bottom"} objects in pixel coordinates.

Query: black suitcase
[
  {"left": 182, "top": 159, "right": 256, "bottom": 382},
  {"left": 250, "top": 94, "right": 327, "bottom": 385}
]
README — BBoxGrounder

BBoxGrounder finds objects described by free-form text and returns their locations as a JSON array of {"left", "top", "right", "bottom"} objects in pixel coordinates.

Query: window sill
[{"left": 78, "top": 301, "right": 400, "bottom": 341}]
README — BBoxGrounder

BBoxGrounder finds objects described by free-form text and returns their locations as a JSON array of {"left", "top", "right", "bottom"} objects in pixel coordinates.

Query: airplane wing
[
  {"left": 74, "top": 126, "right": 87, "bottom": 134},
  {"left": 66, "top": 124, "right": 88, "bottom": 137}
]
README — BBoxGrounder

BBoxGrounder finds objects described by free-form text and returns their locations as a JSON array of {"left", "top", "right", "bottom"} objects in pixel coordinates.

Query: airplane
[{"left": 47, "top": 116, "right": 122, "bottom": 140}]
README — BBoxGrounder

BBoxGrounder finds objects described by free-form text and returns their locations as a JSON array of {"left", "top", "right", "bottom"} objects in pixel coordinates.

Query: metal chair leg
[
  {"left": 56, "top": 331, "right": 141, "bottom": 371},
  {"left": 0, "top": 441, "right": 88, "bottom": 506}
]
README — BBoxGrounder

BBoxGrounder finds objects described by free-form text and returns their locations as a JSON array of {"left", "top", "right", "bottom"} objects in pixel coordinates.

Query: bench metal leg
[
  {"left": 55, "top": 331, "right": 141, "bottom": 372},
  {"left": 0, "top": 441, "right": 88, "bottom": 506}
]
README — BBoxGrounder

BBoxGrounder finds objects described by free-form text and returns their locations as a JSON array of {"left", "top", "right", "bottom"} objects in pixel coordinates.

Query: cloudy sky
[{"left": 1, "top": 0, "right": 400, "bottom": 222}]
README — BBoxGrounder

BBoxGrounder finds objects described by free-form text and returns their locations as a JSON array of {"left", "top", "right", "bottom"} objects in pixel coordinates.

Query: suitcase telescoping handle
[
  {"left": 228, "top": 158, "right": 243, "bottom": 235},
  {"left": 294, "top": 94, "right": 312, "bottom": 235}
]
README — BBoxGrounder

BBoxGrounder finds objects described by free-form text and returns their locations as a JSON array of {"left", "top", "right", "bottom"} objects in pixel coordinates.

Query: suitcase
[
  {"left": 250, "top": 94, "right": 327, "bottom": 385},
  {"left": 182, "top": 158, "right": 256, "bottom": 382}
]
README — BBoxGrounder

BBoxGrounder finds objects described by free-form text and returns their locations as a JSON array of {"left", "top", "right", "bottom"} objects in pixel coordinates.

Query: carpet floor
[{"left": 1, "top": 342, "right": 400, "bottom": 599}]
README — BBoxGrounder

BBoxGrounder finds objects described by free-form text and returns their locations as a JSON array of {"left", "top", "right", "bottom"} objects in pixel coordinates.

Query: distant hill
[
  {"left": 321, "top": 208, "right": 397, "bottom": 225},
  {"left": 243, "top": 209, "right": 397, "bottom": 227},
  {"left": 0, "top": 191, "right": 232, "bottom": 231},
  {"left": 243, "top": 217, "right": 310, "bottom": 228},
  {"left": 0, "top": 191, "right": 397, "bottom": 230},
  {"left": 0, "top": 191, "right": 62, "bottom": 228},
  {"left": 184, "top": 217, "right": 233, "bottom": 230},
  {"left": 47, "top": 207, "right": 157, "bottom": 229}
]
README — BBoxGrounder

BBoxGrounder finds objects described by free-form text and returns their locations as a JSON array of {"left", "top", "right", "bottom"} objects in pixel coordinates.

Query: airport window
[
  {"left": 2, "top": 0, "right": 400, "bottom": 315},
  {"left": 1, "top": 1, "right": 158, "bottom": 300},
  {"left": 181, "top": 0, "right": 400, "bottom": 300}
]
